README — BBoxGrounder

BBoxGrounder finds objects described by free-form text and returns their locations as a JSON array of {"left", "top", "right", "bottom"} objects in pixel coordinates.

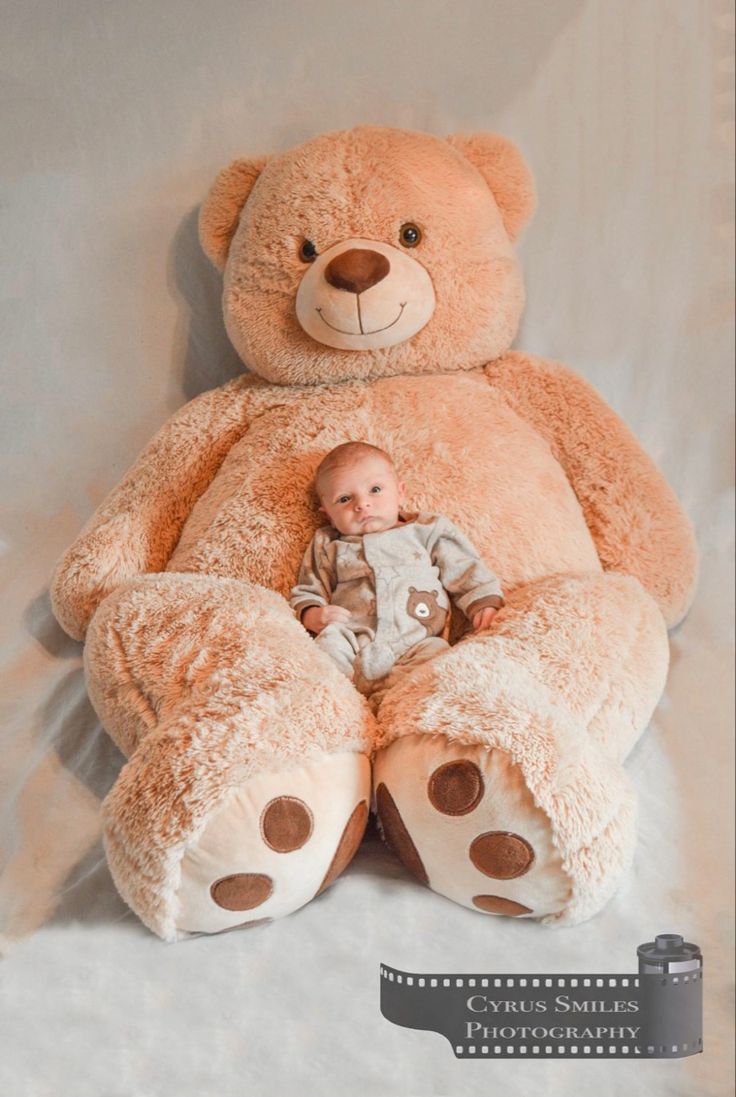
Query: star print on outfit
[{"left": 289, "top": 512, "right": 504, "bottom": 695}]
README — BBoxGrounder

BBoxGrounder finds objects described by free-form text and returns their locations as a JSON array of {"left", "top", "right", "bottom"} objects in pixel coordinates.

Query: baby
[{"left": 290, "top": 442, "right": 504, "bottom": 703}]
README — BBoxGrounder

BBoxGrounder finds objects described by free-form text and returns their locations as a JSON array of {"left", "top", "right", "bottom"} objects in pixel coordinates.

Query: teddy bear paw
[
  {"left": 373, "top": 734, "right": 572, "bottom": 919},
  {"left": 174, "top": 752, "right": 370, "bottom": 935}
]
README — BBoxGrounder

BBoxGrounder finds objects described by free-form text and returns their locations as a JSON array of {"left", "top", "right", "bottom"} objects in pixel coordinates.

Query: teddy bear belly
[{"left": 166, "top": 371, "right": 601, "bottom": 595}]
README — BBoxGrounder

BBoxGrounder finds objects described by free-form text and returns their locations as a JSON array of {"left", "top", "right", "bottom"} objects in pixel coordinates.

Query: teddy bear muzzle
[{"left": 295, "top": 237, "right": 436, "bottom": 351}]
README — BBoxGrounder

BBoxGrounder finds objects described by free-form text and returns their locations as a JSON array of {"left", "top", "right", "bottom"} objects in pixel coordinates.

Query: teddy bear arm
[
  {"left": 50, "top": 378, "right": 254, "bottom": 641},
  {"left": 485, "top": 352, "right": 698, "bottom": 627}
]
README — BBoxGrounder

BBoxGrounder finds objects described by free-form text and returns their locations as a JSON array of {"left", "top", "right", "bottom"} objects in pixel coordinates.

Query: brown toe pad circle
[
  {"left": 261, "top": 795, "right": 314, "bottom": 852},
  {"left": 473, "top": 895, "right": 533, "bottom": 916},
  {"left": 375, "top": 782, "right": 429, "bottom": 886},
  {"left": 210, "top": 873, "right": 273, "bottom": 911},
  {"left": 316, "top": 799, "right": 369, "bottom": 896},
  {"left": 428, "top": 760, "right": 484, "bottom": 816},
  {"left": 469, "top": 831, "right": 535, "bottom": 879}
]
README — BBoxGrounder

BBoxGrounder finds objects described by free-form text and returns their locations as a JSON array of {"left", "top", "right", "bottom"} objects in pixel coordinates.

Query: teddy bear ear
[
  {"left": 447, "top": 133, "right": 537, "bottom": 240},
  {"left": 198, "top": 156, "right": 269, "bottom": 271}
]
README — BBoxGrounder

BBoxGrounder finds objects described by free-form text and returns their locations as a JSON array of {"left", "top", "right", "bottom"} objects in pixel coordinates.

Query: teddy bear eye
[
  {"left": 299, "top": 239, "right": 318, "bottom": 262},
  {"left": 399, "top": 223, "right": 422, "bottom": 248}
]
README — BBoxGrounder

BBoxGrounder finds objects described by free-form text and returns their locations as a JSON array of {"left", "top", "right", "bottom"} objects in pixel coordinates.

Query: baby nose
[{"left": 324, "top": 249, "right": 390, "bottom": 295}]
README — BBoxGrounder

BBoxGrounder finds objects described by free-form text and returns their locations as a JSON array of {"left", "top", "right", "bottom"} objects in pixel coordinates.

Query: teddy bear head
[{"left": 199, "top": 125, "right": 536, "bottom": 386}]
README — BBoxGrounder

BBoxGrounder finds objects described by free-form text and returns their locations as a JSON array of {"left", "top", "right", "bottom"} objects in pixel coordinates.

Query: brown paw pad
[
  {"left": 469, "top": 831, "right": 535, "bottom": 879},
  {"left": 210, "top": 873, "right": 273, "bottom": 911},
  {"left": 428, "top": 760, "right": 484, "bottom": 816},
  {"left": 316, "top": 799, "right": 369, "bottom": 895},
  {"left": 375, "top": 782, "right": 429, "bottom": 886},
  {"left": 260, "top": 795, "right": 313, "bottom": 852},
  {"left": 472, "top": 895, "right": 533, "bottom": 916}
]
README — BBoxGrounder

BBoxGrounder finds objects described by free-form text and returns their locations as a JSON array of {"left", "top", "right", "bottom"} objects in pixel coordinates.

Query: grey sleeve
[
  {"left": 429, "top": 518, "right": 504, "bottom": 618},
  {"left": 289, "top": 530, "right": 336, "bottom": 619}
]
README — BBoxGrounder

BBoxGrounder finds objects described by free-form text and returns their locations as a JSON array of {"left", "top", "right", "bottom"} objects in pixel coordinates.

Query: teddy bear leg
[
  {"left": 84, "top": 572, "right": 374, "bottom": 940},
  {"left": 373, "top": 572, "right": 669, "bottom": 925}
]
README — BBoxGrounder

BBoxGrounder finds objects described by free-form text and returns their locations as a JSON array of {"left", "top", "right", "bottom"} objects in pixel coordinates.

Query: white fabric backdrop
[{"left": 1, "top": 1, "right": 733, "bottom": 1095}]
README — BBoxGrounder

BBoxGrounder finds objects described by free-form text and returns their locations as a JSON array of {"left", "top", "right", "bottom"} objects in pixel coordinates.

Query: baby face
[{"left": 318, "top": 454, "right": 405, "bottom": 535}]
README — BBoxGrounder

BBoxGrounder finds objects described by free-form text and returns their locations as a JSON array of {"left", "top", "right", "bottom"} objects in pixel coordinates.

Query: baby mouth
[{"left": 316, "top": 301, "right": 406, "bottom": 337}]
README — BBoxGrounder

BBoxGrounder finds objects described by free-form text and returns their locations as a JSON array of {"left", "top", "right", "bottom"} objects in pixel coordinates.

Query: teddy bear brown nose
[{"left": 324, "top": 248, "right": 390, "bottom": 295}]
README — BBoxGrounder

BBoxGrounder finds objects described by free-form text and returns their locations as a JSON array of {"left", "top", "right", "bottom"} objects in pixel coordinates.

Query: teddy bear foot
[
  {"left": 87, "top": 573, "right": 377, "bottom": 940},
  {"left": 174, "top": 752, "right": 370, "bottom": 935},
  {"left": 371, "top": 573, "right": 667, "bottom": 923},
  {"left": 373, "top": 734, "right": 572, "bottom": 919}
]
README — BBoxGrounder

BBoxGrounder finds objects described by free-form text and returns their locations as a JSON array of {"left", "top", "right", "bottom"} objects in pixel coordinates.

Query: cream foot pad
[
  {"left": 176, "top": 752, "right": 370, "bottom": 934},
  {"left": 374, "top": 734, "right": 572, "bottom": 918}
]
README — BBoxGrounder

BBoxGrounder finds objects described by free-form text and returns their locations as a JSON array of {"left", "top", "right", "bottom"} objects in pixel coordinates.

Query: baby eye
[
  {"left": 338, "top": 495, "right": 350, "bottom": 504},
  {"left": 370, "top": 485, "right": 382, "bottom": 493}
]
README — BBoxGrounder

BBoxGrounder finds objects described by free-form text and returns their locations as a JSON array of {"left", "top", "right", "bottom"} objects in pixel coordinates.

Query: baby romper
[{"left": 290, "top": 512, "right": 504, "bottom": 694}]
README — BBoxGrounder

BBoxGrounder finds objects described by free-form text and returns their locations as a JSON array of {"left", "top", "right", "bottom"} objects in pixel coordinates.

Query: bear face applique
[{"left": 406, "top": 587, "right": 446, "bottom": 636}]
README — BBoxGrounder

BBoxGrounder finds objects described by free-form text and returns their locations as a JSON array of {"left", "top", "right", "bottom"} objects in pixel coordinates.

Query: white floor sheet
[{"left": 1, "top": 2, "right": 733, "bottom": 1095}]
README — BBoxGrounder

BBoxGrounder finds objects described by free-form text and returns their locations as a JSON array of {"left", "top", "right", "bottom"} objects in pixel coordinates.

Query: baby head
[{"left": 315, "top": 442, "right": 406, "bottom": 535}]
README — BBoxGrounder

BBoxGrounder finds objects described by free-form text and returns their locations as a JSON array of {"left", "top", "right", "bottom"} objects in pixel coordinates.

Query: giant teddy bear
[{"left": 50, "top": 126, "right": 697, "bottom": 940}]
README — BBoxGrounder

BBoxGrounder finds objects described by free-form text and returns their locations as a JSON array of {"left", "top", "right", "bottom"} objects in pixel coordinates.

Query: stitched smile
[{"left": 316, "top": 302, "right": 406, "bottom": 337}]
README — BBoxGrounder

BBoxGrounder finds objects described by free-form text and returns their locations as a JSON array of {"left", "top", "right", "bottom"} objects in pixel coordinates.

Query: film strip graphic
[{"left": 380, "top": 934, "right": 702, "bottom": 1059}]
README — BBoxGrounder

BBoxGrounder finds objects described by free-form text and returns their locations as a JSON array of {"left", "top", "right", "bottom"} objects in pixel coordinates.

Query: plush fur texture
[
  {"left": 199, "top": 157, "right": 268, "bottom": 272},
  {"left": 50, "top": 125, "right": 698, "bottom": 937},
  {"left": 85, "top": 573, "right": 374, "bottom": 938},
  {"left": 50, "top": 378, "right": 258, "bottom": 641},
  {"left": 484, "top": 353, "right": 698, "bottom": 627},
  {"left": 373, "top": 572, "right": 669, "bottom": 925}
]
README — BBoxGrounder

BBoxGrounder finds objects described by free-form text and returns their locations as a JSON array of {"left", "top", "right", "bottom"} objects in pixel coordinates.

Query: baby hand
[
  {"left": 471, "top": 605, "right": 498, "bottom": 632},
  {"left": 302, "top": 605, "right": 352, "bottom": 634}
]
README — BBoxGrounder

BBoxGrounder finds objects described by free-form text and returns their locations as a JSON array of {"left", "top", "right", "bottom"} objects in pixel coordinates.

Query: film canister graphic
[{"left": 380, "top": 933, "right": 703, "bottom": 1059}]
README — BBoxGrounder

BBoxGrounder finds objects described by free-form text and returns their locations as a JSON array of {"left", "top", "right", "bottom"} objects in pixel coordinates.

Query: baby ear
[
  {"left": 199, "top": 156, "right": 268, "bottom": 271},
  {"left": 447, "top": 133, "right": 536, "bottom": 240}
]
